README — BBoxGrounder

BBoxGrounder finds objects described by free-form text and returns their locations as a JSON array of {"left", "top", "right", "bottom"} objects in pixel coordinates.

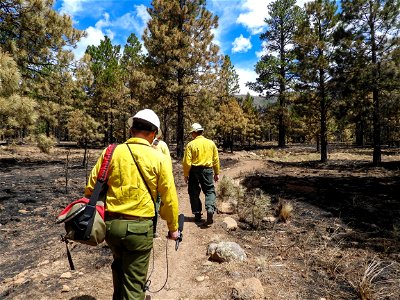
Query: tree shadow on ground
[{"left": 241, "top": 160, "right": 400, "bottom": 254}]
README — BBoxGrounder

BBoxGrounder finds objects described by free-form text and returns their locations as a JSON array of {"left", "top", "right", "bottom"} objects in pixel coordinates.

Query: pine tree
[
  {"left": 216, "top": 99, "right": 247, "bottom": 152},
  {"left": 0, "top": 0, "right": 83, "bottom": 81},
  {"left": 86, "top": 36, "right": 127, "bottom": 144},
  {"left": 248, "top": 0, "right": 304, "bottom": 148},
  {"left": 0, "top": 50, "right": 37, "bottom": 140},
  {"left": 213, "top": 55, "right": 241, "bottom": 148},
  {"left": 216, "top": 55, "right": 240, "bottom": 105},
  {"left": 121, "top": 33, "right": 146, "bottom": 139},
  {"left": 241, "top": 94, "right": 262, "bottom": 148},
  {"left": 0, "top": 0, "right": 84, "bottom": 140},
  {"left": 340, "top": 0, "right": 400, "bottom": 165},
  {"left": 143, "top": 0, "right": 219, "bottom": 157},
  {"left": 31, "top": 51, "right": 76, "bottom": 139},
  {"left": 295, "top": 0, "right": 339, "bottom": 162}
]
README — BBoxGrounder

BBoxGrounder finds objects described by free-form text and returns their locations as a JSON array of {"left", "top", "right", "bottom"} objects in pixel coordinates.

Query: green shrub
[
  {"left": 36, "top": 134, "right": 56, "bottom": 154},
  {"left": 237, "top": 188, "right": 271, "bottom": 229},
  {"left": 218, "top": 175, "right": 237, "bottom": 201}
]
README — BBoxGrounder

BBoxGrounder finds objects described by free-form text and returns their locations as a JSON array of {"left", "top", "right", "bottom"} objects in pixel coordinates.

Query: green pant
[
  {"left": 188, "top": 167, "right": 216, "bottom": 214},
  {"left": 105, "top": 218, "right": 153, "bottom": 300}
]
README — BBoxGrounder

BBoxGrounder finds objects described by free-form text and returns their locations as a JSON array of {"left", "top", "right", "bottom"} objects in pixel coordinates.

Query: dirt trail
[
  {"left": 148, "top": 156, "right": 258, "bottom": 300},
  {"left": 0, "top": 148, "right": 257, "bottom": 300}
]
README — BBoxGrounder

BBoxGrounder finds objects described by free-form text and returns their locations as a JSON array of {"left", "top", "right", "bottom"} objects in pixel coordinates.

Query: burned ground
[{"left": 0, "top": 144, "right": 399, "bottom": 300}]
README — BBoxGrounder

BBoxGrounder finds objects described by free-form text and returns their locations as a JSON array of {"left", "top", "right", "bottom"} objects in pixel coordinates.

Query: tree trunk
[
  {"left": 104, "top": 113, "right": 108, "bottom": 146},
  {"left": 370, "top": 12, "right": 381, "bottom": 166},
  {"left": 110, "top": 110, "right": 114, "bottom": 144},
  {"left": 320, "top": 68, "right": 328, "bottom": 163},
  {"left": 162, "top": 109, "right": 169, "bottom": 144},
  {"left": 82, "top": 143, "right": 88, "bottom": 168},
  {"left": 355, "top": 119, "right": 365, "bottom": 147},
  {"left": 278, "top": 26, "right": 286, "bottom": 148},
  {"left": 372, "top": 87, "right": 381, "bottom": 165},
  {"left": 176, "top": 93, "right": 184, "bottom": 158}
]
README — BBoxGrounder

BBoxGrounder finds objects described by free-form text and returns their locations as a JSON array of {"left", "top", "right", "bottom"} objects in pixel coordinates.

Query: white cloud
[
  {"left": 236, "top": 67, "right": 258, "bottom": 96},
  {"left": 59, "top": 0, "right": 84, "bottom": 17},
  {"left": 208, "top": 0, "right": 242, "bottom": 53},
  {"left": 255, "top": 41, "right": 268, "bottom": 58},
  {"left": 73, "top": 26, "right": 105, "bottom": 60},
  {"left": 232, "top": 35, "right": 252, "bottom": 53},
  {"left": 95, "top": 12, "right": 111, "bottom": 29},
  {"left": 67, "top": 3, "right": 151, "bottom": 60},
  {"left": 135, "top": 4, "right": 151, "bottom": 25},
  {"left": 235, "top": 0, "right": 312, "bottom": 35},
  {"left": 236, "top": 0, "right": 269, "bottom": 34}
]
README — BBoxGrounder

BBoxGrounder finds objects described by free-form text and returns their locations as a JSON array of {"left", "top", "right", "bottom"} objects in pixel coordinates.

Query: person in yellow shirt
[
  {"left": 152, "top": 133, "right": 171, "bottom": 160},
  {"left": 182, "top": 123, "right": 220, "bottom": 225},
  {"left": 85, "top": 109, "right": 179, "bottom": 300}
]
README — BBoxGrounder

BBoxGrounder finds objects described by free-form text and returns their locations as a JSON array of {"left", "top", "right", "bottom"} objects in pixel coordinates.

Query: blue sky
[{"left": 54, "top": 0, "right": 310, "bottom": 95}]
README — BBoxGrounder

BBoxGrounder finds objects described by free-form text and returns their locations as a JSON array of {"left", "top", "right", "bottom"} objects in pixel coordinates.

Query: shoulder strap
[
  {"left": 98, "top": 143, "right": 117, "bottom": 181},
  {"left": 125, "top": 143, "right": 154, "bottom": 202},
  {"left": 88, "top": 143, "right": 117, "bottom": 206}
]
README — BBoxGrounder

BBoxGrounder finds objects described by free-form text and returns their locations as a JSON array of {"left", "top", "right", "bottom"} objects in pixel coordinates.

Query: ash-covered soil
[{"left": 1, "top": 144, "right": 399, "bottom": 300}]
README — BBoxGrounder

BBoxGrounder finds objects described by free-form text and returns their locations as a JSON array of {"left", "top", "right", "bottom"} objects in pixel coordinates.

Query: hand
[
  {"left": 214, "top": 174, "right": 219, "bottom": 182},
  {"left": 184, "top": 176, "right": 188, "bottom": 184},
  {"left": 168, "top": 230, "right": 179, "bottom": 240}
]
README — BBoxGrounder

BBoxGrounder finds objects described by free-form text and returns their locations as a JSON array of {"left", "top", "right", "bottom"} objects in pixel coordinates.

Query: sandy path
[{"left": 147, "top": 156, "right": 259, "bottom": 299}]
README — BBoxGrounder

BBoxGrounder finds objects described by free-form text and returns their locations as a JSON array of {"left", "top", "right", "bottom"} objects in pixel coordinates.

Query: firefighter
[{"left": 182, "top": 122, "right": 220, "bottom": 225}]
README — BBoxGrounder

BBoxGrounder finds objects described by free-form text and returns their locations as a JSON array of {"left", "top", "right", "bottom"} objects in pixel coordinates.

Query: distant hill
[{"left": 235, "top": 94, "right": 277, "bottom": 109}]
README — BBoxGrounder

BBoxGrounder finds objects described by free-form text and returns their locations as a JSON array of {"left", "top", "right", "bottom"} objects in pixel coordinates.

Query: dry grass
[
  {"left": 277, "top": 201, "right": 293, "bottom": 222},
  {"left": 350, "top": 259, "right": 400, "bottom": 300},
  {"left": 217, "top": 175, "right": 244, "bottom": 213}
]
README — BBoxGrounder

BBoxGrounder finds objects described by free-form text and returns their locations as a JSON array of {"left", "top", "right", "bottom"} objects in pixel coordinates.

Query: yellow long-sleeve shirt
[
  {"left": 153, "top": 139, "right": 172, "bottom": 165},
  {"left": 85, "top": 137, "right": 179, "bottom": 232},
  {"left": 182, "top": 135, "right": 220, "bottom": 177}
]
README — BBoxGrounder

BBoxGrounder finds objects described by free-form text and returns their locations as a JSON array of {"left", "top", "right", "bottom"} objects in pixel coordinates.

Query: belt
[
  {"left": 106, "top": 211, "right": 153, "bottom": 220},
  {"left": 190, "top": 165, "right": 212, "bottom": 170}
]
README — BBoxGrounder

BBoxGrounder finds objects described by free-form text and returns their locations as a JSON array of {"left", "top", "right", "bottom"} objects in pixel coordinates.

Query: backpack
[{"left": 56, "top": 144, "right": 117, "bottom": 246}]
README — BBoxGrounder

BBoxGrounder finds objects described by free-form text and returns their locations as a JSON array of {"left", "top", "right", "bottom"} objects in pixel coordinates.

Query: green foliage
[
  {"left": 216, "top": 55, "right": 240, "bottom": 103},
  {"left": 36, "top": 134, "right": 56, "bottom": 154},
  {"left": 0, "top": 0, "right": 84, "bottom": 80},
  {"left": 85, "top": 36, "right": 128, "bottom": 144},
  {"left": 295, "top": 0, "right": 339, "bottom": 161},
  {"left": 241, "top": 94, "right": 262, "bottom": 147},
  {"left": 0, "top": 50, "right": 38, "bottom": 140},
  {"left": 339, "top": 0, "right": 400, "bottom": 164},
  {"left": 248, "top": 0, "right": 304, "bottom": 147},
  {"left": 67, "top": 110, "right": 103, "bottom": 147},
  {"left": 0, "top": 0, "right": 399, "bottom": 157},
  {"left": 144, "top": 0, "right": 220, "bottom": 157},
  {"left": 217, "top": 176, "right": 244, "bottom": 213},
  {"left": 0, "top": 50, "right": 20, "bottom": 97},
  {"left": 238, "top": 188, "right": 272, "bottom": 229}
]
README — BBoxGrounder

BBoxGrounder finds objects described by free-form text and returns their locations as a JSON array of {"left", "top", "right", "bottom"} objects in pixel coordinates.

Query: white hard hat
[
  {"left": 190, "top": 123, "right": 204, "bottom": 133},
  {"left": 128, "top": 109, "right": 160, "bottom": 132}
]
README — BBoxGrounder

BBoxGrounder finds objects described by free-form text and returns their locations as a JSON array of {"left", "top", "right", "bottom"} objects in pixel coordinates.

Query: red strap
[
  {"left": 56, "top": 197, "right": 106, "bottom": 220},
  {"left": 98, "top": 144, "right": 117, "bottom": 182}
]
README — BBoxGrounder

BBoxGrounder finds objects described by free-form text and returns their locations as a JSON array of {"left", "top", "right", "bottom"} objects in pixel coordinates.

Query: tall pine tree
[
  {"left": 143, "top": 0, "right": 219, "bottom": 157},
  {"left": 248, "top": 0, "right": 304, "bottom": 148},
  {"left": 340, "top": 0, "right": 400, "bottom": 165},
  {"left": 86, "top": 36, "right": 126, "bottom": 144},
  {"left": 295, "top": 0, "right": 339, "bottom": 162}
]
